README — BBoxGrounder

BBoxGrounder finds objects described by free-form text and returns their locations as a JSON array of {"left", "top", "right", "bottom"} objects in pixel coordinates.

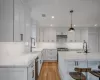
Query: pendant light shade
[
  {"left": 68, "top": 27, "right": 75, "bottom": 32},
  {"left": 68, "top": 10, "right": 75, "bottom": 32}
]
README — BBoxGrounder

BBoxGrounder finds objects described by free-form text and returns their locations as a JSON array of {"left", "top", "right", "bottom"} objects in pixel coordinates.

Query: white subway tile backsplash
[{"left": 36, "top": 42, "right": 83, "bottom": 49}]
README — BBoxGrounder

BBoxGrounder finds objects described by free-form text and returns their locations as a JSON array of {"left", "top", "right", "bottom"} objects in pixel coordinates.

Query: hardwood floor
[{"left": 38, "top": 62, "right": 61, "bottom": 80}]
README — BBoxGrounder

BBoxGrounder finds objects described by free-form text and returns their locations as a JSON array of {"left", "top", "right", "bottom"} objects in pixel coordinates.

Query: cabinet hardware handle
[
  {"left": 40, "top": 60, "right": 41, "bottom": 63},
  {"left": 31, "top": 65, "right": 33, "bottom": 68},
  {"left": 76, "top": 61, "right": 78, "bottom": 66},
  {"left": 75, "top": 61, "right": 76, "bottom": 66},
  {"left": 77, "top": 61, "right": 78, "bottom": 66},
  {"left": 20, "top": 34, "right": 23, "bottom": 41},
  {"left": 32, "top": 70, "right": 34, "bottom": 78}
]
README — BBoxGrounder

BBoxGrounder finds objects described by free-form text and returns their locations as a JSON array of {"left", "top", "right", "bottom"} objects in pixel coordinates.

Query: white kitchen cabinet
[
  {"left": 56, "top": 32, "right": 67, "bottom": 35},
  {"left": 31, "top": 25, "right": 36, "bottom": 44},
  {"left": 67, "top": 31, "right": 75, "bottom": 42},
  {"left": 88, "top": 33, "right": 98, "bottom": 52},
  {"left": 0, "top": 61, "right": 35, "bottom": 80},
  {"left": 0, "top": 0, "right": 32, "bottom": 42},
  {"left": 39, "top": 28, "right": 44, "bottom": 42},
  {"left": 75, "top": 29, "right": 81, "bottom": 42},
  {"left": 49, "top": 28, "right": 56, "bottom": 42},
  {"left": 43, "top": 50, "right": 47, "bottom": 60},
  {"left": 0, "top": 0, "right": 13, "bottom": 41},
  {"left": 88, "top": 61, "right": 100, "bottom": 80},
  {"left": 80, "top": 29, "right": 88, "bottom": 42},
  {"left": 44, "top": 28, "right": 49, "bottom": 42},
  {"left": 43, "top": 49, "right": 57, "bottom": 61},
  {"left": 14, "top": 0, "right": 32, "bottom": 42},
  {"left": 38, "top": 52, "right": 43, "bottom": 76},
  {"left": 14, "top": 0, "right": 24, "bottom": 41}
]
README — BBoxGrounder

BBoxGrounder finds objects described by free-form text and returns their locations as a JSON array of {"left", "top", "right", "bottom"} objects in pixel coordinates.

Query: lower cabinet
[
  {"left": 43, "top": 49, "right": 57, "bottom": 61},
  {"left": 0, "top": 61, "right": 35, "bottom": 80}
]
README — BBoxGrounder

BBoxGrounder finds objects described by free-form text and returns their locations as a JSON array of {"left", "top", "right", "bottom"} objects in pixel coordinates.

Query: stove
[{"left": 57, "top": 48, "right": 69, "bottom": 51}]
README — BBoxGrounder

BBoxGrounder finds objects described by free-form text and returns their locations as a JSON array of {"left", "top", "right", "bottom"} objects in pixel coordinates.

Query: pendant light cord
[{"left": 70, "top": 10, "right": 73, "bottom": 28}]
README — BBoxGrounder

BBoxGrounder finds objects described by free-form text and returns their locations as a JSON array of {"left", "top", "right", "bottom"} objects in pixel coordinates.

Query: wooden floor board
[{"left": 38, "top": 62, "right": 61, "bottom": 80}]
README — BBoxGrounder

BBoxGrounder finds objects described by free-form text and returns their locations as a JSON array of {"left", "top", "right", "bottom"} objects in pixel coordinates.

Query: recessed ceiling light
[
  {"left": 94, "top": 24, "right": 97, "bottom": 26},
  {"left": 74, "top": 25, "right": 76, "bottom": 26},
  {"left": 52, "top": 16, "right": 54, "bottom": 19},
  {"left": 50, "top": 24, "right": 53, "bottom": 26}
]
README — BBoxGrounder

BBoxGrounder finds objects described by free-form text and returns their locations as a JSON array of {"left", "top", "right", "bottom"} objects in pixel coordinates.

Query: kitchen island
[{"left": 58, "top": 51, "right": 100, "bottom": 80}]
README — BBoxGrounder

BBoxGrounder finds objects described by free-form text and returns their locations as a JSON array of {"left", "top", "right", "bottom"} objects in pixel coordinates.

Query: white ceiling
[{"left": 24, "top": 0, "right": 100, "bottom": 27}]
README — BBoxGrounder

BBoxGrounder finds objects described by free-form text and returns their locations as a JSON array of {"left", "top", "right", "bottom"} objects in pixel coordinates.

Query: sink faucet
[
  {"left": 83, "top": 40, "right": 88, "bottom": 53},
  {"left": 30, "top": 37, "right": 35, "bottom": 52}
]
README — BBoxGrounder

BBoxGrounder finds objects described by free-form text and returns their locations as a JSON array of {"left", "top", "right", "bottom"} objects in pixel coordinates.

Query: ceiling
[{"left": 24, "top": 0, "right": 100, "bottom": 27}]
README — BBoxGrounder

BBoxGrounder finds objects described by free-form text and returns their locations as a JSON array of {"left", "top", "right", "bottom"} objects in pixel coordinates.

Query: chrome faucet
[
  {"left": 83, "top": 40, "right": 88, "bottom": 53},
  {"left": 30, "top": 37, "right": 35, "bottom": 52}
]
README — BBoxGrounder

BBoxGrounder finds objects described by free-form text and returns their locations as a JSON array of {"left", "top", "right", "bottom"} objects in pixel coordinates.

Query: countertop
[
  {"left": 58, "top": 51, "right": 100, "bottom": 61},
  {"left": 0, "top": 51, "right": 41, "bottom": 68}
]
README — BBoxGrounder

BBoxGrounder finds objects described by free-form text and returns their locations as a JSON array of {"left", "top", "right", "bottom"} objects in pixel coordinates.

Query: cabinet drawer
[
  {"left": 47, "top": 53, "right": 57, "bottom": 57},
  {"left": 47, "top": 56, "right": 57, "bottom": 60}
]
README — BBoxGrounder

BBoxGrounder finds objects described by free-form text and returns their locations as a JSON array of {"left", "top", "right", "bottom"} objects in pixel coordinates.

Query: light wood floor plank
[{"left": 38, "top": 62, "right": 61, "bottom": 80}]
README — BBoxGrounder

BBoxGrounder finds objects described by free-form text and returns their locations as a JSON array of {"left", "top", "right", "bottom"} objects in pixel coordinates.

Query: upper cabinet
[
  {"left": 14, "top": 0, "right": 32, "bottom": 42},
  {"left": 88, "top": 27, "right": 99, "bottom": 52},
  {"left": 36, "top": 27, "right": 88, "bottom": 43},
  {"left": 37, "top": 27, "right": 56, "bottom": 42},
  {"left": 75, "top": 29, "right": 81, "bottom": 42},
  {"left": 0, "top": 0, "right": 32, "bottom": 42},
  {"left": 67, "top": 31, "right": 75, "bottom": 42},
  {"left": 80, "top": 28, "right": 88, "bottom": 42},
  {"left": 0, "top": 0, "right": 13, "bottom": 41}
]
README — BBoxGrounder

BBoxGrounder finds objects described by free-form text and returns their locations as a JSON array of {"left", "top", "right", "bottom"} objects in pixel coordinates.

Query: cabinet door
[
  {"left": 49, "top": 28, "right": 56, "bottom": 42},
  {"left": 80, "top": 29, "right": 88, "bottom": 42},
  {"left": 36, "top": 27, "right": 40, "bottom": 42},
  {"left": 40, "top": 28, "right": 44, "bottom": 42},
  {"left": 66, "top": 61, "right": 76, "bottom": 72},
  {"left": 75, "top": 30, "right": 81, "bottom": 42},
  {"left": 68, "top": 32, "right": 75, "bottom": 42},
  {"left": 43, "top": 50, "right": 47, "bottom": 60},
  {"left": 88, "top": 61, "right": 100, "bottom": 80},
  {"left": 14, "top": 6, "right": 20, "bottom": 41},
  {"left": 88, "top": 33, "right": 98, "bottom": 52},
  {"left": 78, "top": 61, "right": 88, "bottom": 68},
  {"left": 44, "top": 28, "right": 49, "bottom": 42},
  {"left": 14, "top": 0, "right": 25, "bottom": 42}
]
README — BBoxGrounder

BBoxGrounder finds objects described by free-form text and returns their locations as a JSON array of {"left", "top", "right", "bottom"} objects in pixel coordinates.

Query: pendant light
[{"left": 68, "top": 10, "right": 75, "bottom": 32}]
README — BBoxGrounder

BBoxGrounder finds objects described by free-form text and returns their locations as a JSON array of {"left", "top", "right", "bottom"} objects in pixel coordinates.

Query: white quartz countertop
[
  {"left": 0, "top": 51, "right": 41, "bottom": 68},
  {"left": 58, "top": 51, "right": 100, "bottom": 61}
]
